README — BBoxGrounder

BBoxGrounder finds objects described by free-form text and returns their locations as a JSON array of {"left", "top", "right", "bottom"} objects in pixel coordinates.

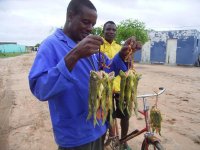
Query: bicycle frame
[{"left": 118, "top": 87, "right": 166, "bottom": 145}]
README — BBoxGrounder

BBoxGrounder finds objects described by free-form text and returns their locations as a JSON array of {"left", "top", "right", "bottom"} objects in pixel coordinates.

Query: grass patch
[{"left": 0, "top": 52, "right": 27, "bottom": 58}]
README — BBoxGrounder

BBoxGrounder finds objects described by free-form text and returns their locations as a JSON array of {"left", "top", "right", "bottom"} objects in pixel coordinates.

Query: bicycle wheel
[{"left": 141, "top": 139, "right": 164, "bottom": 150}]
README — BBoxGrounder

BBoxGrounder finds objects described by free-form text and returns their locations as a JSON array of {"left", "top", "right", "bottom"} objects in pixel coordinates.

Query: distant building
[
  {"left": 0, "top": 42, "right": 17, "bottom": 44},
  {"left": 140, "top": 29, "right": 200, "bottom": 66},
  {"left": 0, "top": 42, "right": 27, "bottom": 53}
]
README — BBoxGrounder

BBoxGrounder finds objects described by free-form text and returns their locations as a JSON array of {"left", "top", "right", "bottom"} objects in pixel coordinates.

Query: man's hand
[
  {"left": 64, "top": 35, "right": 103, "bottom": 71},
  {"left": 74, "top": 35, "right": 104, "bottom": 59},
  {"left": 119, "top": 36, "right": 142, "bottom": 61}
]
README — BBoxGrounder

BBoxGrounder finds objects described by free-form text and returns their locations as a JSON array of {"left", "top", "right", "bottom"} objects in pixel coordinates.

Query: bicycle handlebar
[{"left": 137, "top": 87, "right": 165, "bottom": 99}]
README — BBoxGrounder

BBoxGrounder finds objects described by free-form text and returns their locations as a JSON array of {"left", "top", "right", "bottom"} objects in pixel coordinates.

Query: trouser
[
  {"left": 58, "top": 136, "right": 103, "bottom": 150},
  {"left": 113, "top": 93, "right": 130, "bottom": 119}
]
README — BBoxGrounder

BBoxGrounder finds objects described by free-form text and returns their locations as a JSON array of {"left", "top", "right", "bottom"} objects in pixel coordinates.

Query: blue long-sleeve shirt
[{"left": 28, "top": 29, "right": 128, "bottom": 147}]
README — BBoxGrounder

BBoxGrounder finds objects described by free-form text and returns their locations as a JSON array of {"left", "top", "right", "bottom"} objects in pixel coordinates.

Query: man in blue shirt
[{"left": 28, "top": 0, "right": 142, "bottom": 149}]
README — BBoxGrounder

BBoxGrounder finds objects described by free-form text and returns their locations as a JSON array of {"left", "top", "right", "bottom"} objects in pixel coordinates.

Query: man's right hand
[
  {"left": 74, "top": 35, "right": 104, "bottom": 59},
  {"left": 64, "top": 35, "right": 103, "bottom": 71}
]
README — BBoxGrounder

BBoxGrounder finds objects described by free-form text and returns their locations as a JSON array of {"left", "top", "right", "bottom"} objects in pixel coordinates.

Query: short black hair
[
  {"left": 103, "top": 21, "right": 116, "bottom": 33},
  {"left": 67, "top": 0, "right": 97, "bottom": 15}
]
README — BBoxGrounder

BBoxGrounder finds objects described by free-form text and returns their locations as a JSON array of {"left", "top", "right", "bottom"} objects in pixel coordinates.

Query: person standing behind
[
  {"left": 100, "top": 21, "right": 132, "bottom": 150},
  {"left": 28, "top": 0, "right": 141, "bottom": 149}
]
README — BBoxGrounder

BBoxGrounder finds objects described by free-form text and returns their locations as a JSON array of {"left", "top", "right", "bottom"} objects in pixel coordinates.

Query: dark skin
[
  {"left": 103, "top": 23, "right": 117, "bottom": 44},
  {"left": 63, "top": 5, "right": 141, "bottom": 71},
  {"left": 103, "top": 22, "right": 130, "bottom": 143},
  {"left": 103, "top": 23, "right": 142, "bottom": 147}
]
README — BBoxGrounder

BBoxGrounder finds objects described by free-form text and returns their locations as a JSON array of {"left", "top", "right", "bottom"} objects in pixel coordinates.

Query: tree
[
  {"left": 92, "top": 26, "right": 103, "bottom": 36},
  {"left": 116, "top": 19, "right": 149, "bottom": 44},
  {"left": 35, "top": 43, "right": 40, "bottom": 47}
]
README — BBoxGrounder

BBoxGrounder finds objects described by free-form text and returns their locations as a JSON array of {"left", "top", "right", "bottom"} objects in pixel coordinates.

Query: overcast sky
[{"left": 0, "top": 0, "right": 199, "bottom": 46}]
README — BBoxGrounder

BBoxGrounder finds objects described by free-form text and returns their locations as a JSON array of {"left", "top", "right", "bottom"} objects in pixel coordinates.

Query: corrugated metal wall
[
  {"left": 141, "top": 30, "right": 200, "bottom": 66},
  {"left": 150, "top": 41, "right": 166, "bottom": 64},
  {"left": 176, "top": 37, "right": 194, "bottom": 65},
  {"left": 134, "top": 50, "right": 141, "bottom": 62}
]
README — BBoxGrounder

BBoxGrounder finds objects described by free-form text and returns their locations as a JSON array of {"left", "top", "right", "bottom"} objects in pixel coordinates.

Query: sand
[{"left": 0, "top": 52, "right": 200, "bottom": 150}]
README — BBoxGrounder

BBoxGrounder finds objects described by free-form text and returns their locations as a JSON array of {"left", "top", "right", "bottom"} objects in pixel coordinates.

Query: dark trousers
[{"left": 58, "top": 136, "right": 103, "bottom": 150}]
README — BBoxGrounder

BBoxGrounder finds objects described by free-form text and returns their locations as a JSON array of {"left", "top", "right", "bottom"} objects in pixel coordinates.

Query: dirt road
[{"left": 0, "top": 53, "right": 200, "bottom": 150}]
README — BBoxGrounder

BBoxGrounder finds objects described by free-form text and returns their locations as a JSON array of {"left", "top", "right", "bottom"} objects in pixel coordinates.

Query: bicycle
[{"left": 104, "top": 87, "right": 166, "bottom": 150}]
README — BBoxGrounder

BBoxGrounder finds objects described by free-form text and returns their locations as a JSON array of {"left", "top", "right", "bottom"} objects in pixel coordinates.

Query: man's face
[
  {"left": 69, "top": 6, "right": 97, "bottom": 42},
  {"left": 103, "top": 23, "right": 117, "bottom": 43}
]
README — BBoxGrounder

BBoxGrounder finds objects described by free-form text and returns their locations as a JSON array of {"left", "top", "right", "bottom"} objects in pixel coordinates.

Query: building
[
  {"left": 0, "top": 42, "right": 27, "bottom": 53},
  {"left": 141, "top": 29, "right": 200, "bottom": 66}
]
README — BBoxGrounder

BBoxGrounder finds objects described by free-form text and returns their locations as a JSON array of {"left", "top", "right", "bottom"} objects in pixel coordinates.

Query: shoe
[
  {"left": 125, "top": 145, "right": 132, "bottom": 150},
  {"left": 104, "top": 138, "right": 111, "bottom": 146},
  {"left": 104, "top": 136, "right": 115, "bottom": 146},
  {"left": 121, "top": 144, "right": 132, "bottom": 150}
]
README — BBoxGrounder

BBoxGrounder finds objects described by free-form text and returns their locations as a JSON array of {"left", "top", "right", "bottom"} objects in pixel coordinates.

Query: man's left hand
[{"left": 119, "top": 36, "right": 142, "bottom": 61}]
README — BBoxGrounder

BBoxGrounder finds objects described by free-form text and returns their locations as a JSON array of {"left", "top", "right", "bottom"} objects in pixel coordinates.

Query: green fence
[{"left": 0, "top": 44, "right": 26, "bottom": 53}]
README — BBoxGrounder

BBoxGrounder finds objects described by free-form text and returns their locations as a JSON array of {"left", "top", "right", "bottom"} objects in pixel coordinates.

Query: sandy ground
[{"left": 0, "top": 52, "right": 200, "bottom": 150}]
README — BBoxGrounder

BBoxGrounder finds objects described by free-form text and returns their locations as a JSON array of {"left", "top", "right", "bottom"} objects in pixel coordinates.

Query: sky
[{"left": 0, "top": 0, "right": 200, "bottom": 46}]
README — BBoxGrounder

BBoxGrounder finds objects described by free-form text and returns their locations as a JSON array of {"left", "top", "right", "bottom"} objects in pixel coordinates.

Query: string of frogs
[
  {"left": 87, "top": 42, "right": 162, "bottom": 136},
  {"left": 87, "top": 42, "right": 141, "bottom": 126}
]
